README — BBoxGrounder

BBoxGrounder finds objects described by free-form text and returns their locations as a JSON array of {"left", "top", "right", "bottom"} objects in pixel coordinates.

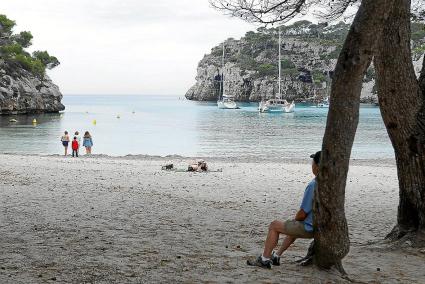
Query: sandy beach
[{"left": 0, "top": 153, "right": 424, "bottom": 283}]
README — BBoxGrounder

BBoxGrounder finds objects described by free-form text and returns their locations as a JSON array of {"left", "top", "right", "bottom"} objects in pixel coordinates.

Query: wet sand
[{"left": 0, "top": 154, "right": 424, "bottom": 283}]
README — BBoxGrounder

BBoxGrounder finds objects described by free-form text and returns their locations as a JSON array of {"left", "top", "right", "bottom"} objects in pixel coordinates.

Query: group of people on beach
[{"left": 60, "top": 131, "right": 93, "bottom": 157}]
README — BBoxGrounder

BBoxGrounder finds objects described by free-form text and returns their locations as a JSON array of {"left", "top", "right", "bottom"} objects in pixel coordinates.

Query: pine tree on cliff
[{"left": 0, "top": 14, "right": 60, "bottom": 82}]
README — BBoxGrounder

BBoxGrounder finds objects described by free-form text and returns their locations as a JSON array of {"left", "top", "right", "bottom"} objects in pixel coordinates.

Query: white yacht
[
  {"left": 316, "top": 97, "right": 330, "bottom": 108},
  {"left": 259, "top": 99, "right": 295, "bottom": 113},
  {"left": 217, "top": 43, "right": 239, "bottom": 109},
  {"left": 259, "top": 27, "right": 295, "bottom": 113},
  {"left": 217, "top": 95, "right": 238, "bottom": 109}
]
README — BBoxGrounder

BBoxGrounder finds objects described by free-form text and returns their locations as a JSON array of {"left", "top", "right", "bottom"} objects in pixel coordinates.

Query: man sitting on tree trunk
[{"left": 247, "top": 151, "right": 320, "bottom": 269}]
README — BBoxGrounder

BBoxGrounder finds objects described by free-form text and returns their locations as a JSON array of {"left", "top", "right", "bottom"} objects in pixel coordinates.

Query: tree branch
[{"left": 209, "top": 0, "right": 362, "bottom": 25}]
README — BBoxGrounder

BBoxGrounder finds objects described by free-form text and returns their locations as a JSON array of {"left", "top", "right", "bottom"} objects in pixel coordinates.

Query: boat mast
[
  {"left": 278, "top": 26, "right": 281, "bottom": 99},
  {"left": 221, "top": 43, "right": 225, "bottom": 99}
]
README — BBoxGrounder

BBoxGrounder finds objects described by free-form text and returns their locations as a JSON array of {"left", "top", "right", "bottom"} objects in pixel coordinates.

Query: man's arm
[{"left": 295, "top": 209, "right": 307, "bottom": 221}]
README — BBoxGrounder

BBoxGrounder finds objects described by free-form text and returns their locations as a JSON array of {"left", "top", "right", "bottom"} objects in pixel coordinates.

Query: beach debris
[
  {"left": 117, "top": 114, "right": 120, "bottom": 119},
  {"left": 176, "top": 255, "right": 182, "bottom": 259},
  {"left": 161, "top": 163, "right": 174, "bottom": 170},
  {"left": 132, "top": 111, "right": 135, "bottom": 114},
  {"left": 92, "top": 119, "right": 97, "bottom": 125},
  {"left": 9, "top": 118, "right": 17, "bottom": 122},
  {"left": 377, "top": 267, "right": 381, "bottom": 272}
]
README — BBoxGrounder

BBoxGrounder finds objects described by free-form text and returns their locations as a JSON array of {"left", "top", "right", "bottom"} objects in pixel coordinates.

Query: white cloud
[{"left": 1, "top": 0, "right": 252, "bottom": 95}]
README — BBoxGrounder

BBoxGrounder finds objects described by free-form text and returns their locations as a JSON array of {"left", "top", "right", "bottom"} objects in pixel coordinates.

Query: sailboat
[
  {"left": 217, "top": 43, "right": 238, "bottom": 109},
  {"left": 259, "top": 27, "right": 295, "bottom": 113}
]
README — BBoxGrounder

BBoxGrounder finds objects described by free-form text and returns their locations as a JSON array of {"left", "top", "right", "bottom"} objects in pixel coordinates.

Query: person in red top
[{"left": 71, "top": 136, "right": 79, "bottom": 157}]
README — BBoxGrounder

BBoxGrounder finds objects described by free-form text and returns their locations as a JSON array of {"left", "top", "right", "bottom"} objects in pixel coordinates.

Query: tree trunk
[
  {"left": 313, "top": 0, "right": 395, "bottom": 269},
  {"left": 374, "top": 0, "right": 425, "bottom": 245}
]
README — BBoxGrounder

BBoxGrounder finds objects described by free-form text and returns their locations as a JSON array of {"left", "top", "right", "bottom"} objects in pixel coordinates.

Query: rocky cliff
[
  {"left": 0, "top": 14, "right": 64, "bottom": 115},
  {"left": 0, "top": 60, "right": 64, "bottom": 114},
  {"left": 186, "top": 21, "right": 425, "bottom": 103}
]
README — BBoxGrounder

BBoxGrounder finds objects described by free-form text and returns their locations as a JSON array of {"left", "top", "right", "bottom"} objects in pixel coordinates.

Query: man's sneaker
[
  {"left": 246, "top": 256, "right": 272, "bottom": 269},
  {"left": 271, "top": 251, "right": 280, "bottom": 266}
]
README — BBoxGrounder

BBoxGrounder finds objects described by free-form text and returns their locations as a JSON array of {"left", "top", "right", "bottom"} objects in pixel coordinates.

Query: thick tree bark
[
  {"left": 313, "top": 0, "right": 395, "bottom": 269},
  {"left": 374, "top": 0, "right": 425, "bottom": 245}
]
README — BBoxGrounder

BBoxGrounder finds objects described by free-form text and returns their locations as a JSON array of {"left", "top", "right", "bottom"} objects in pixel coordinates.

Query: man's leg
[
  {"left": 262, "top": 220, "right": 286, "bottom": 258},
  {"left": 276, "top": 236, "right": 296, "bottom": 256}
]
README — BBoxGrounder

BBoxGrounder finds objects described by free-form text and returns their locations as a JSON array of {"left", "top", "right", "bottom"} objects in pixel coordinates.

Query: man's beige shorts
[{"left": 283, "top": 220, "right": 314, "bottom": 239}]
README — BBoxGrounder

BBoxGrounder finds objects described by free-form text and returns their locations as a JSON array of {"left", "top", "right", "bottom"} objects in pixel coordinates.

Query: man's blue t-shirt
[{"left": 300, "top": 178, "right": 316, "bottom": 232}]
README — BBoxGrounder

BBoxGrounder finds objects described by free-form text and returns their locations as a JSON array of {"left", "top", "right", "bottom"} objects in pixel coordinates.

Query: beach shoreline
[
  {"left": 0, "top": 152, "right": 397, "bottom": 167},
  {"left": 1, "top": 154, "right": 423, "bottom": 283}
]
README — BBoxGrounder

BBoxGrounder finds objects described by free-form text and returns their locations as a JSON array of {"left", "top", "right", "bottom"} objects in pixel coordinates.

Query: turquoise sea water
[{"left": 0, "top": 95, "right": 394, "bottom": 159}]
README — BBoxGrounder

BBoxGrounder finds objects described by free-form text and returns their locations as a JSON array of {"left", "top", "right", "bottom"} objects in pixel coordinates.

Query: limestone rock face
[
  {"left": 0, "top": 61, "right": 64, "bottom": 114},
  {"left": 186, "top": 22, "right": 424, "bottom": 104}
]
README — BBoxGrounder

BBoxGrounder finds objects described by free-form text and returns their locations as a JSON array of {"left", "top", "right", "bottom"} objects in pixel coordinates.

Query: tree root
[{"left": 385, "top": 225, "right": 425, "bottom": 249}]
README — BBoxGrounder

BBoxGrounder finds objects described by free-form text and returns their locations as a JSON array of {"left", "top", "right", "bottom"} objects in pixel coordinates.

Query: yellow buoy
[
  {"left": 32, "top": 118, "right": 37, "bottom": 124},
  {"left": 92, "top": 119, "right": 97, "bottom": 125}
]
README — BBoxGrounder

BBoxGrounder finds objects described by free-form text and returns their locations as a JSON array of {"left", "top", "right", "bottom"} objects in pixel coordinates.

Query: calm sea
[{"left": 0, "top": 95, "right": 394, "bottom": 160}]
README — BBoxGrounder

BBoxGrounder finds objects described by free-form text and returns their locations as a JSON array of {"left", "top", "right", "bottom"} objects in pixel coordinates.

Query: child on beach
[
  {"left": 74, "top": 131, "right": 81, "bottom": 156},
  {"left": 60, "top": 131, "right": 70, "bottom": 156},
  {"left": 82, "top": 131, "right": 93, "bottom": 155},
  {"left": 71, "top": 137, "right": 79, "bottom": 157}
]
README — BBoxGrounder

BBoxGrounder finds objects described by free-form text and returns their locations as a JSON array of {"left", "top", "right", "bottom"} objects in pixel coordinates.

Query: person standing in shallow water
[
  {"left": 247, "top": 151, "right": 320, "bottom": 269},
  {"left": 83, "top": 131, "right": 93, "bottom": 155},
  {"left": 60, "top": 131, "right": 70, "bottom": 156}
]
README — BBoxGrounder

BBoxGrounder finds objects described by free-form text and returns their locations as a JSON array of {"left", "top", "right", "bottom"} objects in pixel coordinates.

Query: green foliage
[
  {"left": 413, "top": 44, "right": 425, "bottom": 55},
  {"left": 0, "top": 43, "right": 24, "bottom": 58},
  {"left": 0, "top": 14, "right": 16, "bottom": 35},
  {"left": 411, "top": 22, "right": 425, "bottom": 41},
  {"left": 312, "top": 70, "right": 326, "bottom": 83},
  {"left": 281, "top": 59, "right": 295, "bottom": 69},
  {"left": 238, "top": 55, "right": 258, "bottom": 70},
  {"left": 33, "top": 51, "right": 60, "bottom": 69},
  {"left": 0, "top": 14, "right": 59, "bottom": 77},
  {"left": 15, "top": 54, "right": 45, "bottom": 76},
  {"left": 281, "top": 68, "right": 298, "bottom": 76},
  {"left": 13, "top": 31, "right": 33, "bottom": 48},
  {"left": 256, "top": 64, "right": 277, "bottom": 76}
]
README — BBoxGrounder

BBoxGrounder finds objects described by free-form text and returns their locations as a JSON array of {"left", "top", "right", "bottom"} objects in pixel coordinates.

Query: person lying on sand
[
  {"left": 247, "top": 151, "right": 321, "bottom": 269},
  {"left": 162, "top": 160, "right": 220, "bottom": 172},
  {"left": 187, "top": 159, "right": 208, "bottom": 172}
]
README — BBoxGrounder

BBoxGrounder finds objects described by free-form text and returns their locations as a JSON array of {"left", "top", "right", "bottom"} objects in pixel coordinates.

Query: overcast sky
[{"left": 2, "top": 0, "right": 255, "bottom": 95}]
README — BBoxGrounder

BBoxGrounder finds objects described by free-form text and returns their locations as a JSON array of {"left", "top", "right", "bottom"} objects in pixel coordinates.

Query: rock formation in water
[
  {"left": 0, "top": 61, "right": 64, "bottom": 114},
  {"left": 186, "top": 21, "right": 425, "bottom": 103},
  {"left": 0, "top": 14, "right": 64, "bottom": 115}
]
